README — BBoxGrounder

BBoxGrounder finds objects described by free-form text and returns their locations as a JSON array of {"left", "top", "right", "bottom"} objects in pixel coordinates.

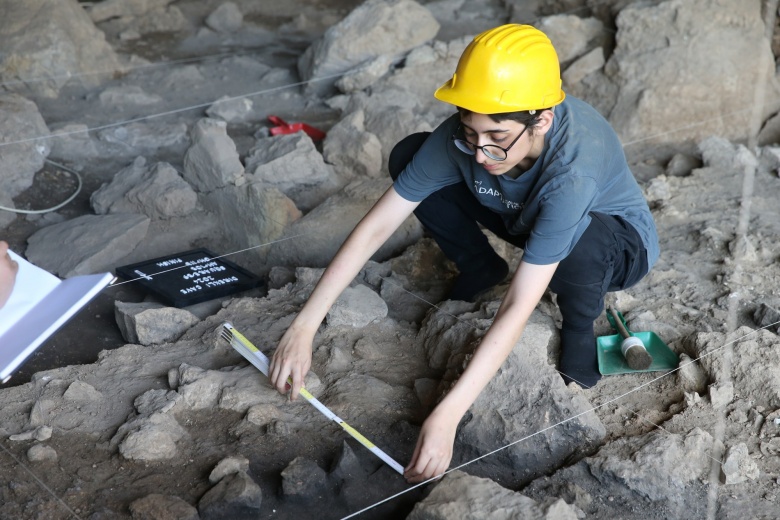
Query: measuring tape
[{"left": 220, "top": 322, "right": 405, "bottom": 475}]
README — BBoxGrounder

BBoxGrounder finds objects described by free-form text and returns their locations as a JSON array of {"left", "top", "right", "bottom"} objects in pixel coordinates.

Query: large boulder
[
  {"left": 605, "top": 0, "right": 780, "bottom": 146},
  {"left": 265, "top": 179, "right": 423, "bottom": 268},
  {"left": 91, "top": 157, "right": 198, "bottom": 219},
  {"left": 420, "top": 303, "right": 606, "bottom": 485},
  {"left": 26, "top": 214, "right": 150, "bottom": 278},
  {"left": 0, "top": 0, "right": 121, "bottom": 97},
  {"left": 0, "top": 94, "right": 51, "bottom": 198},
  {"left": 298, "top": 0, "right": 440, "bottom": 96}
]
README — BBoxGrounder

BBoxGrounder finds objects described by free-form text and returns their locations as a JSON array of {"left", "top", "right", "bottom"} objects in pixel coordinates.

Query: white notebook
[{"left": 0, "top": 251, "right": 114, "bottom": 383}]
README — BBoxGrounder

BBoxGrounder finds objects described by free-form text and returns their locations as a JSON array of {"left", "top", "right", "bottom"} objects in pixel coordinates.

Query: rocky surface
[{"left": 1, "top": 0, "right": 780, "bottom": 519}]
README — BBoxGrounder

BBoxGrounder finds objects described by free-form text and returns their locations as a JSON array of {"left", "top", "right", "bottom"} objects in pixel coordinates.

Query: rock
[
  {"left": 0, "top": 94, "right": 51, "bottom": 198},
  {"left": 0, "top": 193, "right": 17, "bottom": 229},
  {"left": 329, "top": 441, "right": 365, "bottom": 481},
  {"left": 49, "top": 124, "right": 100, "bottom": 162},
  {"left": 363, "top": 105, "right": 435, "bottom": 166},
  {"left": 587, "top": 428, "right": 714, "bottom": 504},
  {"left": 677, "top": 353, "right": 708, "bottom": 394},
  {"left": 722, "top": 443, "right": 759, "bottom": 485},
  {"left": 27, "top": 444, "right": 57, "bottom": 462},
  {"left": 183, "top": 118, "right": 244, "bottom": 192},
  {"left": 335, "top": 55, "right": 396, "bottom": 93},
  {"left": 206, "top": 95, "right": 254, "bottom": 123},
  {"left": 645, "top": 175, "right": 672, "bottom": 206},
  {"left": 298, "top": 0, "right": 440, "bottom": 96},
  {"left": 666, "top": 153, "right": 701, "bottom": 177},
  {"left": 26, "top": 213, "right": 150, "bottom": 278},
  {"left": 198, "top": 471, "right": 262, "bottom": 519},
  {"left": 88, "top": 0, "right": 176, "bottom": 23},
  {"left": 421, "top": 305, "right": 605, "bottom": 484},
  {"left": 9, "top": 426, "right": 52, "bottom": 442},
  {"left": 98, "top": 85, "right": 163, "bottom": 106},
  {"left": 606, "top": 0, "right": 778, "bottom": 145},
  {"left": 202, "top": 181, "right": 301, "bottom": 270},
  {"left": 322, "top": 110, "right": 382, "bottom": 179},
  {"left": 115, "top": 301, "right": 200, "bottom": 345},
  {"left": 97, "top": 121, "right": 190, "bottom": 154},
  {"left": 91, "top": 158, "right": 198, "bottom": 219},
  {"left": 209, "top": 456, "right": 251, "bottom": 484},
  {"left": 562, "top": 47, "right": 605, "bottom": 87},
  {"left": 63, "top": 381, "right": 103, "bottom": 402},
  {"left": 0, "top": 0, "right": 121, "bottom": 97},
  {"left": 117, "top": 413, "right": 187, "bottom": 461},
  {"left": 245, "top": 132, "right": 339, "bottom": 211},
  {"left": 265, "top": 180, "right": 423, "bottom": 268},
  {"left": 205, "top": 2, "right": 243, "bottom": 33},
  {"left": 754, "top": 301, "right": 780, "bottom": 333},
  {"left": 280, "top": 457, "right": 328, "bottom": 498},
  {"left": 709, "top": 381, "right": 734, "bottom": 409},
  {"left": 538, "top": 14, "right": 604, "bottom": 63},
  {"left": 326, "top": 284, "right": 388, "bottom": 327},
  {"left": 129, "top": 494, "right": 199, "bottom": 520},
  {"left": 134, "top": 389, "right": 180, "bottom": 415},
  {"left": 407, "top": 470, "right": 579, "bottom": 520}
]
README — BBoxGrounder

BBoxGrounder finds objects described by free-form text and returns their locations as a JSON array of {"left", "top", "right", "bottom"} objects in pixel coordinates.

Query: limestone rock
[
  {"left": 205, "top": 2, "right": 243, "bottom": 33},
  {"left": 91, "top": 158, "right": 198, "bottom": 219},
  {"left": 117, "top": 413, "right": 187, "bottom": 461},
  {"left": 606, "top": 0, "right": 778, "bottom": 144},
  {"left": 183, "top": 118, "right": 244, "bottom": 192},
  {"left": 88, "top": 0, "right": 176, "bottom": 23},
  {"left": 265, "top": 180, "right": 423, "bottom": 268},
  {"left": 322, "top": 109, "right": 382, "bottom": 179},
  {"left": 562, "top": 47, "right": 605, "bottom": 87},
  {"left": 298, "top": 0, "right": 439, "bottom": 96},
  {"left": 209, "top": 456, "right": 251, "bottom": 484},
  {"left": 587, "top": 428, "right": 714, "bottom": 503},
  {"left": 115, "top": 301, "right": 200, "bottom": 345},
  {"left": 722, "top": 443, "right": 759, "bottom": 485},
  {"left": 421, "top": 305, "right": 606, "bottom": 483},
  {"left": 327, "top": 284, "right": 388, "bottom": 328},
  {"left": 538, "top": 14, "right": 604, "bottom": 63},
  {"left": 98, "top": 85, "right": 163, "bottom": 106},
  {"left": 63, "top": 380, "right": 103, "bottom": 402},
  {"left": 129, "top": 494, "right": 199, "bottom": 520},
  {"left": 198, "top": 471, "right": 262, "bottom": 520},
  {"left": 202, "top": 181, "right": 301, "bottom": 270},
  {"left": 407, "top": 471, "right": 579, "bottom": 520},
  {"left": 245, "top": 132, "right": 339, "bottom": 211},
  {"left": 26, "top": 213, "right": 150, "bottom": 278},
  {"left": 0, "top": 94, "right": 51, "bottom": 198},
  {"left": 280, "top": 457, "right": 328, "bottom": 498},
  {"left": 97, "top": 121, "right": 189, "bottom": 154},
  {"left": 27, "top": 444, "right": 57, "bottom": 462},
  {"left": 206, "top": 95, "right": 254, "bottom": 123},
  {"left": 0, "top": 0, "right": 121, "bottom": 97}
]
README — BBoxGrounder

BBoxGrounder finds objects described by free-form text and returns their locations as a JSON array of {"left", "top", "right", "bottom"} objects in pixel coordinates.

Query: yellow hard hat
[{"left": 434, "top": 24, "right": 565, "bottom": 114}]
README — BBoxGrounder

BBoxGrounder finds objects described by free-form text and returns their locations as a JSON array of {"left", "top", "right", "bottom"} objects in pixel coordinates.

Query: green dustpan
[{"left": 597, "top": 310, "right": 679, "bottom": 375}]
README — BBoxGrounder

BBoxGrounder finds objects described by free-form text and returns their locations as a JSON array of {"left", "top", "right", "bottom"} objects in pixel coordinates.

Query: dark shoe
[
  {"left": 559, "top": 329, "right": 602, "bottom": 388},
  {"left": 448, "top": 255, "right": 509, "bottom": 302}
]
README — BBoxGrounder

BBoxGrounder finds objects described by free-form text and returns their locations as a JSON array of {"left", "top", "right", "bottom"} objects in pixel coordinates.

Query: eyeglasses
[{"left": 451, "top": 124, "right": 528, "bottom": 161}]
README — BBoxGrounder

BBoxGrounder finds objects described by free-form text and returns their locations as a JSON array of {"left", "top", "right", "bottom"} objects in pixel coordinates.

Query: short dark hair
[{"left": 457, "top": 107, "right": 550, "bottom": 129}]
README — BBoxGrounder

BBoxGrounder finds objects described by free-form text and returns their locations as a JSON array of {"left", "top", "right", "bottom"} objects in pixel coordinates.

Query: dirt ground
[{"left": 3, "top": 1, "right": 780, "bottom": 519}]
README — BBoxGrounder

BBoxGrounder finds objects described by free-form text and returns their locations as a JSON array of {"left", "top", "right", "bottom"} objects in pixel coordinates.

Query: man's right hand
[{"left": 269, "top": 324, "right": 315, "bottom": 400}]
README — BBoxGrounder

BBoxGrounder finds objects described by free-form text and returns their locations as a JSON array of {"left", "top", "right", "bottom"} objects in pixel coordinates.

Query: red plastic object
[{"left": 268, "top": 115, "right": 326, "bottom": 141}]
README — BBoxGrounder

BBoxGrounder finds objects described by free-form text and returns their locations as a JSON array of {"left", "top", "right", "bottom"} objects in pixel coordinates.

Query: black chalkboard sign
[{"left": 115, "top": 248, "right": 262, "bottom": 307}]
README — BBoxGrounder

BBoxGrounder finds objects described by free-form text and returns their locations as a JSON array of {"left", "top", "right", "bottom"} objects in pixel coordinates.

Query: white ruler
[{"left": 220, "top": 322, "right": 404, "bottom": 475}]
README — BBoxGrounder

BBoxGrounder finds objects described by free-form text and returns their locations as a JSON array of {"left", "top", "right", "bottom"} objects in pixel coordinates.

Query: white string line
[
  {"left": 0, "top": 440, "right": 82, "bottom": 520},
  {"left": 0, "top": 160, "right": 83, "bottom": 215},
  {"left": 107, "top": 233, "right": 309, "bottom": 287},
  {"left": 341, "top": 320, "right": 780, "bottom": 520},
  {"left": 0, "top": 51, "right": 241, "bottom": 89},
  {"left": 0, "top": 71, "right": 346, "bottom": 150}
]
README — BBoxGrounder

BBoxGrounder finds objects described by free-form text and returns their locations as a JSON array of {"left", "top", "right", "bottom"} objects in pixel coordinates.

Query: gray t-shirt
[{"left": 393, "top": 96, "right": 659, "bottom": 267}]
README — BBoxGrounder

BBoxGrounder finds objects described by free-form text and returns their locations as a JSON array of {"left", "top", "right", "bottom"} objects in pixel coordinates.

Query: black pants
[{"left": 390, "top": 132, "right": 649, "bottom": 387}]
